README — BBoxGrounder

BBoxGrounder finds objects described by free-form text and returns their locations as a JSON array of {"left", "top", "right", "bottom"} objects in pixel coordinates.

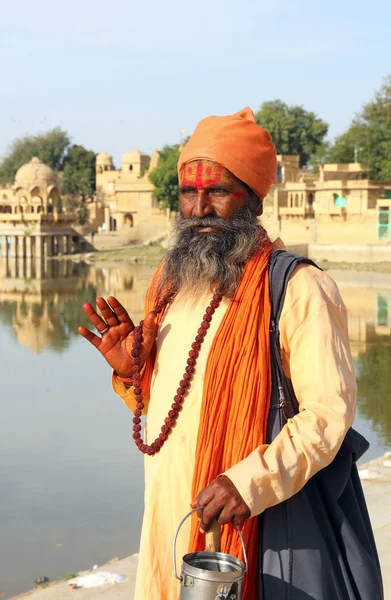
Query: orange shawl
[{"left": 143, "top": 242, "right": 273, "bottom": 599}]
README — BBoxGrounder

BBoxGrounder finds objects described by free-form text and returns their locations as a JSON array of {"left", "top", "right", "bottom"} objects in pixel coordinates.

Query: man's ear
[{"left": 255, "top": 198, "right": 263, "bottom": 216}]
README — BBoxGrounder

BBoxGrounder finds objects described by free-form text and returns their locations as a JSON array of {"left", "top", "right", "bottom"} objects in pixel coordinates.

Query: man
[{"left": 79, "top": 108, "right": 370, "bottom": 599}]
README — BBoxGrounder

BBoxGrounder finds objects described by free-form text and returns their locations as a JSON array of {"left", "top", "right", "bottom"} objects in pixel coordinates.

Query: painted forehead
[{"left": 180, "top": 160, "right": 241, "bottom": 190}]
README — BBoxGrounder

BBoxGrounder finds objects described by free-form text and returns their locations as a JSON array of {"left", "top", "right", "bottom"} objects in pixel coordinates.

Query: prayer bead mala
[{"left": 131, "top": 293, "right": 222, "bottom": 455}]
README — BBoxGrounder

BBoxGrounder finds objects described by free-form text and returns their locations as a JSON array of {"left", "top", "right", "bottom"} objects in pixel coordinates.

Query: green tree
[
  {"left": 308, "top": 141, "right": 332, "bottom": 171},
  {"left": 356, "top": 344, "right": 391, "bottom": 446},
  {"left": 255, "top": 100, "right": 328, "bottom": 167},
  {"left": 62, "top": 145, "right": 96, "bottom": 199},
  {"left": 0, "top": 128, "right": 71, "bottom": 185},
  {"left": 327, "top": 76, "right": 391, "bottom": 180},
  {"left": 61, "top": 145, "right": 96, "bottom": 226},
  {"left": 149, "top": 144, "right": 180, "bottom": 211}
]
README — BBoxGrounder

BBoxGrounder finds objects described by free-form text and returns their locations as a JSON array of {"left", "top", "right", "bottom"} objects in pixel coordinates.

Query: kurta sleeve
[
  {"left": 223, "top": 264, "right": 357, "bottom": 517},
  {"left": 112, "top": 362, "right": 151, "bottom": 415}
]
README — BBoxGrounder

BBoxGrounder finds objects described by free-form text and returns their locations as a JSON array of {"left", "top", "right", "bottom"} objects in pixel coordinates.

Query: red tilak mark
[
  {"left": 195, "top": 162, "right": 204, "bottom": 191},
  {"left": 205, "top": 163, "right": 223, "bottom": 187},
  {"left": 232, "top": 191, "right": 247, "bottom": 200},
  {"left": 181, "top": 162, "right": 224, "bottom": 190}
]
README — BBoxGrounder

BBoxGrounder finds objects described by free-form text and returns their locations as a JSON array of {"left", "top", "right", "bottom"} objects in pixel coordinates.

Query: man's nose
[{"left": 192, "top": 191, "right": 213, "bottom": 217}]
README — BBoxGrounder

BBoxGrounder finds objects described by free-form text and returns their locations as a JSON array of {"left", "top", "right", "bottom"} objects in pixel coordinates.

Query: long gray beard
[{"left": 155, "top": 198, "right": 267, "bottom": 301}]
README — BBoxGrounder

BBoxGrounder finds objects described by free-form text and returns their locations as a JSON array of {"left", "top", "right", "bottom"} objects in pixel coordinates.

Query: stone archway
[{"left": 124, "top": 213, "right": 134, "bottom": 227}]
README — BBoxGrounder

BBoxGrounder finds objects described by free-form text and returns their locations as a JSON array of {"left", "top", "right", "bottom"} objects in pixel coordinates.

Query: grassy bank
[
  {"left": 65, "top": 241, "right": 391, "bottom": 273},
  {"left": 316, "top": 260, "right": 391, "bottom": 273},
  {"left": 81, "top": 244, "right": 167, "bottom": 264}
]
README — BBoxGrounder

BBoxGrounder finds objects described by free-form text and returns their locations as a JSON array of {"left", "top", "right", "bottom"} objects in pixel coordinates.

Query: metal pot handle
[{"left": 173, "top": 507, "right": 248, "bottom": 580}]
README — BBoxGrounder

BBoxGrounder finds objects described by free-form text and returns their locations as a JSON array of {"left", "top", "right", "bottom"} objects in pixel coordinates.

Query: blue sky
[{"left": 1, "top": 0, "right": 390, "bottom": 167}]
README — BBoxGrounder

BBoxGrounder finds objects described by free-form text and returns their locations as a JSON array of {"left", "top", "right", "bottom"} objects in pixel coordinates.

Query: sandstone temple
[
  {"left": 263, "top": 156, "right": 391, "bottom": 245},
  {"left": 0, "top": 157, "right": 80, "bottom": 258}
]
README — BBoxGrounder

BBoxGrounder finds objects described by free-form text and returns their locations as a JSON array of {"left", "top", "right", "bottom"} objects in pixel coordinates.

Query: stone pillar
[
  {"left": 1, "top": 236, "right": 7, "bottom": 258},
  {"left": 18, "top": 235, "right": 25, "bottom": 258},
  {"left": 57, "top": 235, "right": 64, "bottom": 255},
  {"left": 35, "top": 236, "right": 43, "bottom": 258},
  {"left": 25, "top": 257, "right": 32, "bottom": 279},
  {"left": 59, "top": 260, "right": 66, "bottom": 278},
  {"left": 25, "top": 236, "right": 32, "bottom": 258},
  {"left": 66, "top": 235, "right": 72, "bottom": 254},
  {"left": 17, "top": 256, "right": 25, "bottom": 279},
  {"left": 116, "top": 213, "right": 124, "bottom": 230},
  {"left": 9, "top": 258, "right": 17, "bottom": 279},
  {"left": 104, "top": 206, "right": 110, "bottom": 232},
  {"left": 35, "top": 257, "right": 43, "bottom": 279},
  {"left": 46, "top": 236, "right": 53, "bottom": 257},
  {"left": 45, "top": 259, "right": 53, "bottom": 279},
  {"left": 10, "top": 236, "right": 18, "bottom": 258}
]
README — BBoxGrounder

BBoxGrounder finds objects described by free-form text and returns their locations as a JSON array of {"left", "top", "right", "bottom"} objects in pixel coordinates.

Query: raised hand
[{"left": 78, "top": 296, "right": 157, "bottom": 378}]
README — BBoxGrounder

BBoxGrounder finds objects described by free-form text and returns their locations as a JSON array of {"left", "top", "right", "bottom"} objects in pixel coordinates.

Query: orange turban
[{"left": 178, "top": 107, "right": 277, "bottom": 199}]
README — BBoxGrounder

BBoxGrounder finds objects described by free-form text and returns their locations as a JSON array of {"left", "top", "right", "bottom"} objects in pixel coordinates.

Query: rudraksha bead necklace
[{"left": 131, "top": 292, "right": 222, "bottom": 455}]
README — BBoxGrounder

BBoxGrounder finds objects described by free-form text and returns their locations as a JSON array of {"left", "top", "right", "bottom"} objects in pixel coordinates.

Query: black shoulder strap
[
  {"left": 269, "top": 249, "right": 320, "bottom": 328},
  {"left": 266, "top": 250, "right": 321, "bottom": 440}
]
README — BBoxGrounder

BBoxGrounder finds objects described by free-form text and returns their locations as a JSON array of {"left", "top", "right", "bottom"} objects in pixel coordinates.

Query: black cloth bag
[{"left": 259, "top": 250, "right": 384, "bottom": 600}]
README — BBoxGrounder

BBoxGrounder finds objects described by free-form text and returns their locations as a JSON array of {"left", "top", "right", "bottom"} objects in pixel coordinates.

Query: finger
[
  {"left": 200, "top": 500, "right": 223, "bottom": 533},
  {"left": 216, "top": 506, "right": 235, "bottom": 526},
  {"left": 191, "top": 485, "right": 215, "bottom": 511},
  {"left": 78, "top": 326, "right": 102, "bottom": 349},
  {"left": 96, "top": 297, "right": 120, "bottom": 327},
  {"left": 83, "top": 302, "right": 108, "bottom": 332},
  {"left": 142, "top": 311, "right": 157, "bottom": 343},
  {"left": 106, "top": 297, "right": 134, "bottom": 326},
  {"left": 191, "top": 486, "right": 216, "bottom": 524}
]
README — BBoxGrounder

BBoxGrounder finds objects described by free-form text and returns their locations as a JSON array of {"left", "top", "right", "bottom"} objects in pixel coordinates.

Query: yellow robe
[{"left": 113, "top": 245, "right": 357, "bottom": 600}]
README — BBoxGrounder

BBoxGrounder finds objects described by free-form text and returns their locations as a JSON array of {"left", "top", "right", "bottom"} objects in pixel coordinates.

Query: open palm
[{"left": 78, "top": 296, "right": 157, "bottom": 378}]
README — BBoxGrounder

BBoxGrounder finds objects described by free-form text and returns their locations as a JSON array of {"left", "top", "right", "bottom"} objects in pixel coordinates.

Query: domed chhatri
[
  {"left": 96, "top": 152, "right": 113, "bottom": 164},
  {"left": 15, "top": 157, "right": 57, "bottom": 190},
  {"left": 0, "top": 156, "right": 82, "bottom": 259},
  {"left": 96, "top": 152, "right": 114, "bottom": 175},
  {"left": 96, "top": 146, "right": 160, "bottom": 232}
]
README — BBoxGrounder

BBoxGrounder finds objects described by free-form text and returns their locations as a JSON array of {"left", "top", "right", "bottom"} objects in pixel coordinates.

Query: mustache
[
  {"left": 180, "top": 215, "right": 225, "bottom": 229},
  {"left": 178, "top": 213, "right": 249, "bottom": 233}
]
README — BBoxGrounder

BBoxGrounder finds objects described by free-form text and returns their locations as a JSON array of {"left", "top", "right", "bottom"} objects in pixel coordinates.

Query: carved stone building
[
  {"left": 263, "top": 155, "right": 391, "bottom": 244},
  {"left": 96, "top": 148, "right": 161, "bottom": 232},
  {"left": 0, "top": 157, "right": 80, "bottom": 258}
]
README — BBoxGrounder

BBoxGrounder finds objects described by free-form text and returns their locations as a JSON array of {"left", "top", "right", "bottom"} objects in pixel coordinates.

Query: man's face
[
  {"left": 179, "top": 160, "right": 257, "bottom": 232},
  {"left": 156, "top": 160, "right": 265, "bottom": 300}
]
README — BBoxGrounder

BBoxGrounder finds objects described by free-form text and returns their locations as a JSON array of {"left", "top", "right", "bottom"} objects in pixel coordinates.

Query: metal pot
[{"left": 173, "top": 507, "right": 248, "bottom": 600}]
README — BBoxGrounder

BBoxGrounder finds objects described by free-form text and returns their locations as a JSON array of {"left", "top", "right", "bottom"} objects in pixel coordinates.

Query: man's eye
[
  {"left": 180, "top": 189, "right": 197, "bottom": 197},
  {"left": 209, "top": 188, "right": 227, "bottom": 195}
]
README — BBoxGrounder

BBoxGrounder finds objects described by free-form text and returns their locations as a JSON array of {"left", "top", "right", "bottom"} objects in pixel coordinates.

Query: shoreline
[
  {"left": 9, "top": 451, "right": 391, "bottom": 600},
  {"left": 5, "top": 238, "right": 391, "bottom": 272},
  {"left": 54, "top": 242, "right": 391, "bottom": 273}
]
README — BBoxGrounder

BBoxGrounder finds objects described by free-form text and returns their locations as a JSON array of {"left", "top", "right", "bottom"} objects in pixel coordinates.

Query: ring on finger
[{"left": 100, "top": 325, "right": 110, "bottom": 334}]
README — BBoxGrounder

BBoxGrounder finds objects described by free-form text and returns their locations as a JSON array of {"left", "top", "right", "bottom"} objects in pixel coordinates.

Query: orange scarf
[{"left": 143, "top": 242, "right": 273, "bottom": 599}]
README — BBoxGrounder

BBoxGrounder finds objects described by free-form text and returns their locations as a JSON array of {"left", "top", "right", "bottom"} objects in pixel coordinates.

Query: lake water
[{"left": 0, "top": 257, "right": 390, "bottom": 599}]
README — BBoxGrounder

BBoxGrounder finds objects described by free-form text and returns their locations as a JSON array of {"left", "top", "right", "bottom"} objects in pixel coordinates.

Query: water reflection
[
  {"left": 356, "top": 345, "right": 391, "bottom": 446},
  {"left": 0, "top": 257, "right": 156, "bottom": 354},
  {"left": 330, "top": 270, "right": 391, "bottom": 447},
  {"left": 0, "top": 259, "right": 390, "bottom": 445},
  {"left": 0, "top": 259, "right": 390, "bottom": 599}
]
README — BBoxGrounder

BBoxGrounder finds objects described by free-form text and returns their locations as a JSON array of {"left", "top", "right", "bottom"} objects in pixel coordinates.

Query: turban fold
[{"left": 178, "top": 107, "right": 277, "bottom": 199}]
